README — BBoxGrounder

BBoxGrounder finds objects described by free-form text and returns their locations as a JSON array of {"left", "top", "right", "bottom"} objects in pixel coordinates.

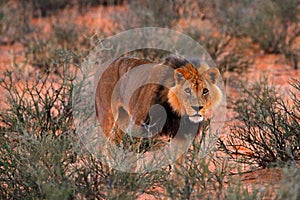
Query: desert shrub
[
  {"left": 115, "top": 0, "right": 215, "bottom": 30},
  {"left": 272, "top": 0, "right": 299, "bottom": 23},
  {"left": 278, "top": 22, "right": 300, "bottom": 69},
  {"left": 185, "top": 26, "right": 252, "bottom": 75},
  {"left": 113, "top": 0, "right": 188, "bottom": 30},
  {"left": 215, "top": 0, "right": 299, "bottom": 38},
  {"left": 52, "top": 19, "right": 92, "bottom": 52},
  {"left": 52, "top": 22, "right": 81, "bottom": 49},
  {"left": 76, "top": 0, "right": 124, "bottom": 8},
  {"left": 244, "top": 0, "right": 299, "bottom": 55},
  {"left": 74, "top": 155, "right": 170, "bottom": 199},
  {"left": 25, "top": 38, "right": 57, "bottom": 69},
  {"left": 24, "top": 39, "right": 81, "bottom": 72},
  {"left": 163, "top": 150, "right": 227, "bottom": 199},
  {"left": 25, "top": 22, "right": 89, "bottom": 71},
  {"left": 0, "top": 51, "right": 77, "bottom": 199},
  {"left": 0, "top": 1, "right": 33, "bottom": 44},
  {"left": 128, "top": 0, "right": 176, "bottom": 28},
  {"left": 15, "top": 0, "right": 124, "bottom": 18},
  {"left": 161, "top": 139, "right": 271, "bottom": 199},
  {"left": 25, "top": 0, "right": 70, "bottom": 17},
  {"left": 215, "top": 0, "right": 300, "bottom": 68},
  {"left": 171, "top": 0, "right": 215, "bottom": 20},
  {"left": 275, "top": 164, "right": 300, "bottom": 200},
  {"left": 214, "top": 0, "right": 254, "bottom": 37},
  {"left": 222, "top": 182, "right": 270, "bottom": 200},
  {"left": 159, "top": 122, "right": 227, "bottom": 199},
  {"left": 219, "top": 79, "right": 300, "bottom": 168}
]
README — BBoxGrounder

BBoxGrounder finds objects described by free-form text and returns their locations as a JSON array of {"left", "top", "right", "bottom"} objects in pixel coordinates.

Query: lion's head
[{"left": 167, "top": 63, "right": 222, "bottom": 123}]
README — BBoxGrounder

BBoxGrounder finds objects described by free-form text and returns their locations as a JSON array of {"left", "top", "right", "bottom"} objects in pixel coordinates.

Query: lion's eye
[
  {"left": 185, "top": 88, "right": 191, "bottom": 94},
  {"left": 203, "top": 88, "right": 209, "bottom": 95}
]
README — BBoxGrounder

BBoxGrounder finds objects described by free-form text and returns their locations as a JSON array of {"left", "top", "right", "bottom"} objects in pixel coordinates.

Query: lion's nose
[{"left": 191, "top": 105, "right": 203, "bottom": 112}]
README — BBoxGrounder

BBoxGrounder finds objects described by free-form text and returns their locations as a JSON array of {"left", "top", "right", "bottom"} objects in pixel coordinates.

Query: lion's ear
[
  {"left": 204, "top": 67, "right": 220, "bottom": 84},
  {"left": 174, "top": 68, "right": 185, "bottom": 84}
]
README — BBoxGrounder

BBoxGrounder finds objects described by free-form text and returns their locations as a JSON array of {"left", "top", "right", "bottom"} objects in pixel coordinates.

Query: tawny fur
[{"left": 95, "top": 55, "right": 222, "bottom": 142}]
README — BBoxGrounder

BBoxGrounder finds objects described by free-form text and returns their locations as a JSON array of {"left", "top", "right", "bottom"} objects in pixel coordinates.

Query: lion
[{"left": 95, "top": 55, "right": 222, "bottom": 143}]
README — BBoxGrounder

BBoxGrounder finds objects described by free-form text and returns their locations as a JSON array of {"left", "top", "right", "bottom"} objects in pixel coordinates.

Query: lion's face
[{"left": 168, "top": 63, "right": 222, "bottom": 123}]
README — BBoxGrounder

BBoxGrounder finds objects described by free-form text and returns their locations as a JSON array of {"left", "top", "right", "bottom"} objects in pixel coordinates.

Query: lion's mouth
[{"left": 189, "top": 114, "right": 204, "bottom": 123}]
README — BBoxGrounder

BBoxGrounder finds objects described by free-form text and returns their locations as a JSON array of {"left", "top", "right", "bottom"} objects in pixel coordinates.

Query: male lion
[{"left": 95, "top": 55, "right": 222, "bottom": 143}]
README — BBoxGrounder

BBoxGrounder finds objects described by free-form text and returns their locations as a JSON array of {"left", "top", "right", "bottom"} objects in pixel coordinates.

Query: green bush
[
  {"left": 0, "top": 51, "right": 76, "bottom": 199},
  {"left": 74, "top": 155, "right": 170, "bottom": 199},
  {"left": 245, "top": 0, "right": 299, "bottom": 55},
  {"left": 163, "top": 147, "right": 228, "bottom": 199},
  {"left": 219, "top": 79, "right": 300, "bottom": 168},
  {"left": 215, "top": 0, "right": 254, "bottom": 37},
  {"left": 276, "top": 164, "right": 300, "bottom": 200},
  {"left": 185, "top": 26, "right": 252, "bottom": 75},
  {"left": 111, "top": 0, "right": 178, "bottom": 30},
  {"left": 52, "top": 23, "right": 79, "bottom": 47},
  {"left": 130, "top": 0, "right": 177, "bottom": 28},
  {"left": 25, "top": 38, "right": 57, "bottom": 70},
  {"left": 115, "top": 0, "right": 214, "bottom": 30},
  {"left": 26, "top": 0, "right": 70, "bottom": 17},
  {"left": 24, "top": 21, "right": 89, "bottom": 71},
  {"left": 215, "top": 0, "right": 300, "bottom": 68},
  {"left": 0, "top": 1, "right": 33, "bottom": 44},
  {"left": 76, "top": 0, "right": 124, "bottom": 8},
  {"left": 15, "top": 0, "right": 124, "bottom": 18}
]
